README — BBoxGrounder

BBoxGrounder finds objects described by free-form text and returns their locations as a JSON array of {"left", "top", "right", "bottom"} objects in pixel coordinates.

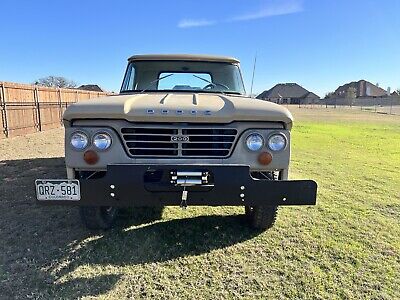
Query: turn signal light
[
  {"left": 83, "top": 150, "right": 99, "bottom": 165},
  {"left": 258, "top": 152, "right": 273, "bottom": 165}
]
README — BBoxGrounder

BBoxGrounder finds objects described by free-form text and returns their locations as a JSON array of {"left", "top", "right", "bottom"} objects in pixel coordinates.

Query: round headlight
[
  {"left": 246, "top": 133, "right": 264, "bottom": 151},
  {"left": 268, "top": 134, "right": 286, "bottom": 151},
  {"left": 93, "top": 132, "right": 112, "bottom": 150},
  {"left": 70, "top": 132, "right": 88, "bottom": 150}
]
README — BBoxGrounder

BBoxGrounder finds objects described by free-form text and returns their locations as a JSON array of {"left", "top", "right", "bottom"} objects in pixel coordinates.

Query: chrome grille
[{"left": 120, "top": 126, "right": 238, "bottom": 158}]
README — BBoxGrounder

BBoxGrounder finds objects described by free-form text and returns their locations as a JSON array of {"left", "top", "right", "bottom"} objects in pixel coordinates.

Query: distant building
[
  {"left": 391, "top": 91, "right": 399, "bottom": 97},
  {"left": 333, "top": 80, "right": 387, "bottom": 98},
  {"left": 256, "top": 83, "right": 320, "bottom": 104},
  {"left": 78, "top": 84, "right": 105, "bottom": 92}
]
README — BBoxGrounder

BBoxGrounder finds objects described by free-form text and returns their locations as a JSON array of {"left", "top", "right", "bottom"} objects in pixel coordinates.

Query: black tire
[
  {"left": 80, "top": 206, "right": 119, "bottom": 230},
  {"left": 245, "top": 205, "right": 278, "bottom": 230}
]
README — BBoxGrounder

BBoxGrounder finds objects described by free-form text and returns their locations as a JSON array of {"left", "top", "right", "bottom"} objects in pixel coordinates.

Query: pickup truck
[{"left": 35, "top": 54, "right": 317, "bottom": 230}]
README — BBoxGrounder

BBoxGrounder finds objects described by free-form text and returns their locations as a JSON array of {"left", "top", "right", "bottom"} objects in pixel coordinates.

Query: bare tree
[
  {"left": 33, "top": 76, "right": 77, "bottom": 88},
  {"left": 346, "top": 87, "right": 357, "bottom": 99}
]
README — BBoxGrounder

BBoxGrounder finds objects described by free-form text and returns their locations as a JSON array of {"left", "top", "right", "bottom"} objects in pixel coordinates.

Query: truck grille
[{"left": 120, "top": 126, "right": 238, "bottom": 158}]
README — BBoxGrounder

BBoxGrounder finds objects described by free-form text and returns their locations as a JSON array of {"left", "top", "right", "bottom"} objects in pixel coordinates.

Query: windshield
[{"left": 121, "top": 60, "right": 246, "bottom": 95}]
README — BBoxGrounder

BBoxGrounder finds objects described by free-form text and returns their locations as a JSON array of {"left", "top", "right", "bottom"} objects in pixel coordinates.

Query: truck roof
[{"left": 128, "top": 54, "right": 240, "bottom": 64}]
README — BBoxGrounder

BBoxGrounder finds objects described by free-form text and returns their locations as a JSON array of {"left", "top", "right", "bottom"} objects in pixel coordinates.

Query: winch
[
  {"left": 170, "top": 171, "right": 209, "bottom": 186},
  {"left": 170, "top": 171, "right": 210, "bottom": 208}
]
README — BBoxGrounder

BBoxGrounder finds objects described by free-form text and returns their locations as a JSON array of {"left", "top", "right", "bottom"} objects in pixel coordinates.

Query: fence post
[
  {"left": 34, "top": 87, "right": 42, "bottom": 132},
  {"left": 58, "top": 88, "right": 63, "bottom": 124},
  {"left": 76, "top": 90, "right": 79, "bottom": 103},
  {"left": 390, "top": 97, "right": 393, "bottom": 115},
  {"left": 334, "top": 99, "right": 337, "bottom": 109},
  {"left": 0, "top": 83, "right": 9, "bottom": 137}
]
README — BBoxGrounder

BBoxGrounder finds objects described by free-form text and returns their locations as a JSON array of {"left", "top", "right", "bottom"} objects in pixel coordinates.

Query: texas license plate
[{"left": 35, "top": 179, "right": 80, "bottom": 201}]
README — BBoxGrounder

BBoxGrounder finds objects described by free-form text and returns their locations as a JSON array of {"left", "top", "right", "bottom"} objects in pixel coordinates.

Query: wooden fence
[{"left": 0, "top": 82, "right": 110, "bottom": 138}]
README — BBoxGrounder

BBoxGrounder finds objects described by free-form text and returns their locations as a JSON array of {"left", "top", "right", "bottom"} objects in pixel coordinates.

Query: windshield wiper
[
  {"left": 140, "top": 73, "right": 174, "bottom": 93},
  {"left": 192, "top": 75, "right": 230, "bottom": 94}
]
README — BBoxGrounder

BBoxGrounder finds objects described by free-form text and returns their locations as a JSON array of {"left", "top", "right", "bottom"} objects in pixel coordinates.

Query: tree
[
  {"left": 324, "top": 92, "right": 334, "bottom": 99},
  {"left": 346, "top": 87, "right": 357, "bottom": 99},
  {"left": 33, "top": 76, "right": 77, "bottom": 88}
]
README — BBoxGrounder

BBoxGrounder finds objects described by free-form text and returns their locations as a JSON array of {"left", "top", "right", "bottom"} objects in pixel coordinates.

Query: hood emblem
[{"left": 171, "top": 135, "right": 190, "bottom": 142}]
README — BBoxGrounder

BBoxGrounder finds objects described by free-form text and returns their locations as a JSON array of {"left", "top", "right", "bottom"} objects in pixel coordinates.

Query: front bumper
[{"left": 38, "top": 164, "right": 317, "bottom": 207}]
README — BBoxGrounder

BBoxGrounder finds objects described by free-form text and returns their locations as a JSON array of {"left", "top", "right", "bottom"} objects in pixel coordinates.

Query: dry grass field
[{"left": 0, "top": 107, "right": 399, "bottom": 299}]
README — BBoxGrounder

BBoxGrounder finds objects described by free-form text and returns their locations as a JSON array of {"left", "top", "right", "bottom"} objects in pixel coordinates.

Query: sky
[{"left": 0, "top": 0, "right": 399, "bottom": 96}]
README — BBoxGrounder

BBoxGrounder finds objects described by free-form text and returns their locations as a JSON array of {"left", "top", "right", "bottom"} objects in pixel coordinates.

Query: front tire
[
  {"left": 245, "top": 206, "right": 278, "bottom": 230},
  {"left": 80, "top": 206, "right": 119, "bottom": 230}
]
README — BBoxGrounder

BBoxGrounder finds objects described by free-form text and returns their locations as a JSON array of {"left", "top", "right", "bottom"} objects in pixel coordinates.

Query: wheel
[
  {"left": 245, "top": 205, "right": 278, "bottom": 230},
  {"left": 80, "top": 206, "right": 119, "bottom": 230}
]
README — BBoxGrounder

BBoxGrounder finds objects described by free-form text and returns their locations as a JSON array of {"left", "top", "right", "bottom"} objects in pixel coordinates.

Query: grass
[{"left": 0, "top": 107, "right": 399, "bottom": 299}]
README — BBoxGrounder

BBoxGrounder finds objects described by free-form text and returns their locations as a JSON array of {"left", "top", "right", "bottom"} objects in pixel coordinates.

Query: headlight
[
  {"left": 268, "top": 134, "right": 286, "bottom": 151},
  {"left": 93, "top": 132, "right": 112, "bottom": 150},
  {"left": 70, "top": 132, "right": 89, "bottom": 150},
  {"left": 246, "top": 133, "right": 264, "bottom": 151}
]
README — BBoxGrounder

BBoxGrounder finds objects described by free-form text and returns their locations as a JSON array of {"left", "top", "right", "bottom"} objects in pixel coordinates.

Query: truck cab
[{"left": 35, "top": 54, "right": 317, "bottom": 230}]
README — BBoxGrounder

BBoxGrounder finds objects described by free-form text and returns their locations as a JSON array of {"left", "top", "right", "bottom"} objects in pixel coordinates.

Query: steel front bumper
[{"left": 39, "top": 165, "right": 317, "bottom": 206}]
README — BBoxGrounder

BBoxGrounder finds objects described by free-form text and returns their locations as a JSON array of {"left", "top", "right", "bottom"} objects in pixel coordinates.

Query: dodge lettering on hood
[{"left": 35, "top": 54, "right": 317, "bottom": 230}]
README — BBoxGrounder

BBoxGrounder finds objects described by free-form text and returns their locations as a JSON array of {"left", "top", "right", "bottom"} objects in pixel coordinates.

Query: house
[
  {"left": 256, "top": 83, "right": 320, "bottom": 104},
  {"left": 333, "top": 80, "right": 387, "bottom": 98},
  {"left": 78, "top": 84, "right": 105, "bottom": 92}
]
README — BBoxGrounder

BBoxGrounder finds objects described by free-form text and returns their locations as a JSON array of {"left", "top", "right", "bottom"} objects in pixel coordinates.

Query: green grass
[{"left": 1, "top": 109, "right": 399, "bottom": 299}]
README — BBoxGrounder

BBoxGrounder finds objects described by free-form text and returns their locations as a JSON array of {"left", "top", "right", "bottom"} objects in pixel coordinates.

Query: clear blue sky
[{"left": 1, "top": 0, "right": 399, "bottom": 96}]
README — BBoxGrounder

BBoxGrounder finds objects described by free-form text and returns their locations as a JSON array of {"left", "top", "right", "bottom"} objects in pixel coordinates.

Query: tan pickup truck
[{"left": 35, "top": 54, "right": 317, "bottom": 230}]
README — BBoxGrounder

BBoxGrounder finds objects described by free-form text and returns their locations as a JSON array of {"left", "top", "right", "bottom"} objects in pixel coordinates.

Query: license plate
[{"left": 35, "top": 179, "right": 80, "bottom": 201}]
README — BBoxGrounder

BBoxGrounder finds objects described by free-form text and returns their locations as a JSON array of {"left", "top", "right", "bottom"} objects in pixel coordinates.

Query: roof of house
[
  {"left": 304, "top": 92, "right": 320, "bottom": 99},
  {"left": 334, "top": 80, "right": 387, "bottom": 95},
  {"left": 257, "top": 83, "right": 320, "bottom": 99},
  {"left": 128, "top": 54, "right": 240, "bottom": 64},
  {"left": 78, "top": 84, "right": 105, "bottom": 92}
]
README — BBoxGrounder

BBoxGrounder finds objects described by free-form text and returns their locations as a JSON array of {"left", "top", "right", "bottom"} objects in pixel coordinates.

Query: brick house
[
  {"left": 333, "top": 80, "right": 387, "bottom": 98},
  {"left": 256, "top": 83, "right": 320, "bottom": 104}
]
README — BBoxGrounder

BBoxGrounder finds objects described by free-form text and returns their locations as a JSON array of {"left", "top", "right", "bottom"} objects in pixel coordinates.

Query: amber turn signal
[
  {"left": 258, "top": 152, "right": 273, "bottom": 165},
  {"left": 83, "top": 150, "right": 99, "bottom": 165}
]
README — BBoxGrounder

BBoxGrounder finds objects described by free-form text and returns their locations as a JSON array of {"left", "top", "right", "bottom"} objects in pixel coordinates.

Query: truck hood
[{"left": 63, "top": 92, "right": 293, "bottom": 128}]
